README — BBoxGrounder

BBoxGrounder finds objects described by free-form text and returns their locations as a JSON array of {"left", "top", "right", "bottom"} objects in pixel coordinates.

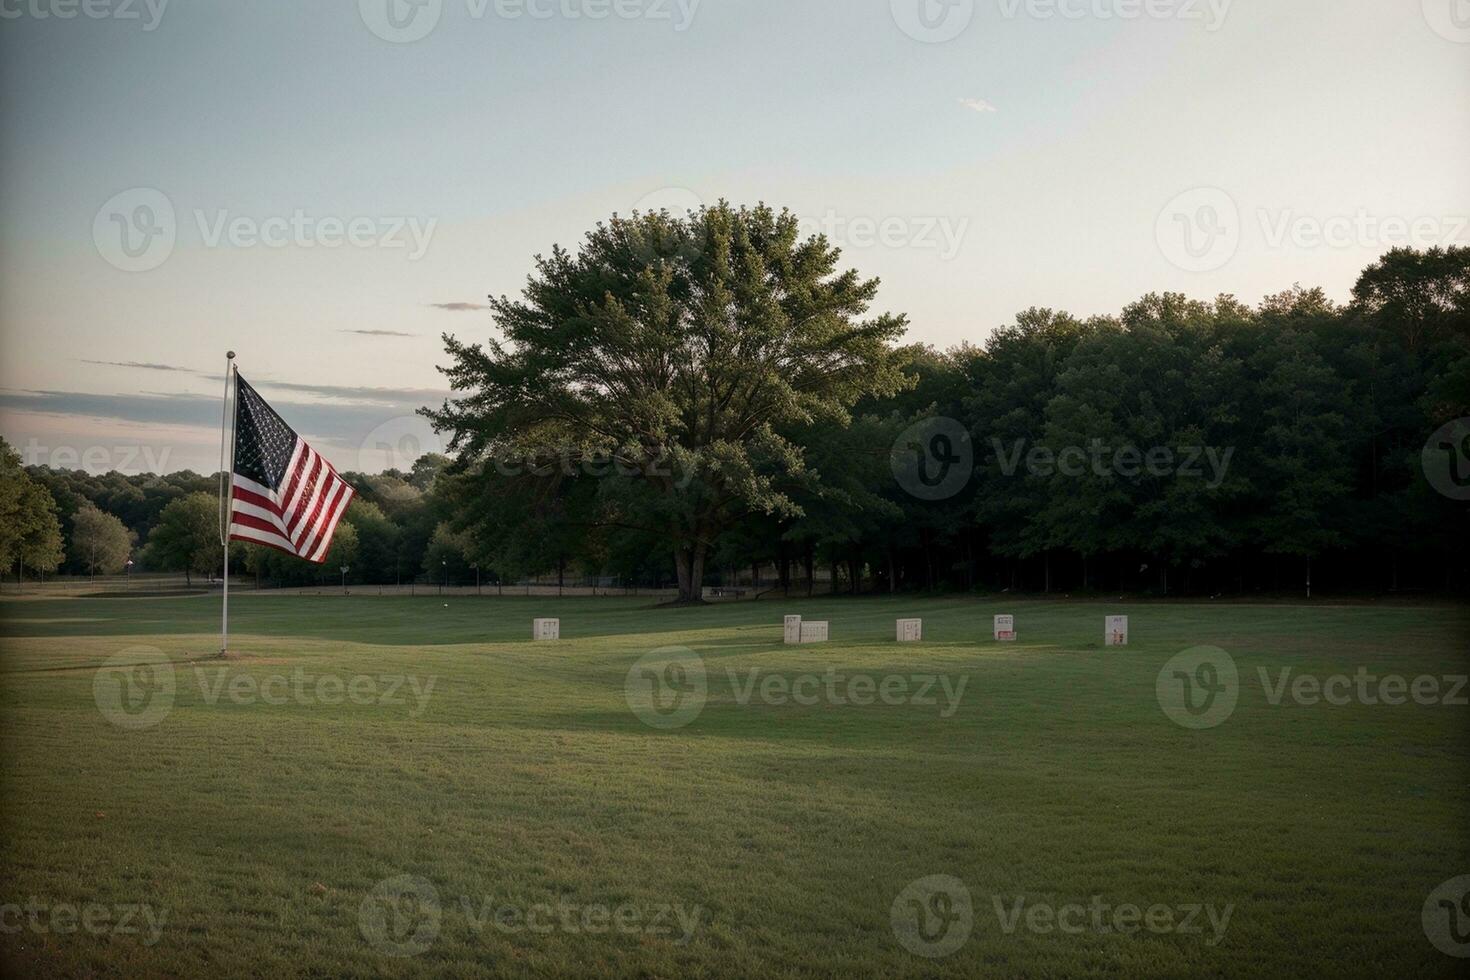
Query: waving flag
[{"left": 227, "top": 374, "right": 355, "bottom": 562}]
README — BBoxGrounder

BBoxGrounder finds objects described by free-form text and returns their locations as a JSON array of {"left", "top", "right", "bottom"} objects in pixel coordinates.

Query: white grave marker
[
  {"left": 533, "top": 618, "right": 560, "bottom": 641},
  {"left": 799, "top": 621, "right": 830, "bottom": 644},
  {"left": 896, "top": 618, "right": 923, "bottom": 642},
  {"left": 784, "top": 615, "right": 802, "bottom": 645},
  {"left": 994, "top": 614, "right": 1016, "bottom": 642},
  {"left": 1105, "top": 615, "right": 1128, "bottom": 647}
]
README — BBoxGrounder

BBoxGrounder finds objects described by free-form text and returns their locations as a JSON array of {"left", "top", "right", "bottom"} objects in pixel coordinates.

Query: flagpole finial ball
[{"left": 226, "top": 351, "right": 236, "bottom": 359}]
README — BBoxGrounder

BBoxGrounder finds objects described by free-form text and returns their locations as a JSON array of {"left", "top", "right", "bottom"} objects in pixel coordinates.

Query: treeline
[
  {"left": 0, "top": 445, "right": 463, "bottom": 588},
  {"left": 2, "top": 245, "right": 1466, "bottom": 596},
  {"left": 428, "top": 244, "right": 1469, "bottom": 598}
]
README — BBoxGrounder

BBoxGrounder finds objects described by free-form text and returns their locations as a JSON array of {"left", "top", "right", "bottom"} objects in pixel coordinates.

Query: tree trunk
[
  {"left": 804, "top": 544, "right": 814, "bottom": 597},
  {"left": 673, "top": 541, "right": 707, "bottom": 603},
  {"left": 887, "top": 546, "right": 897, "bottom": 594}
]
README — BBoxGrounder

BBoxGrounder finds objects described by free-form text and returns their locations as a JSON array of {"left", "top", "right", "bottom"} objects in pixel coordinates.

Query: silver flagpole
[{"left": 218, "top": 352, "right": 237, "bottom": 657}]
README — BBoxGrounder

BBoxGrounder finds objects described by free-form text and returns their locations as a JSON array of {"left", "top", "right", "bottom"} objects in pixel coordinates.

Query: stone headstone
[
  {"left": 784, "top": 615, "right": 802, "bottom": 645},
  {"left": 896, "top": 618, "right": 923, "bottom": 642},
  {"left": 799, "top": 621, "right": 830, "bottom": 644},
  {"left": 994, "top": 614, "right": 1016, "bottom": 642},
  {"left": 1105, "top": 615, "right": 1128, "bottom": 646},
  {"left": 533, "top": 618, "right": 560, "bottom": 641}
]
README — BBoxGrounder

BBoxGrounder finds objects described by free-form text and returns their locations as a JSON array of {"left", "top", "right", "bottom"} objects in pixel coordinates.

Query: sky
[{"left": 1, "top": 0, "right": 1466, "bottom": 475}]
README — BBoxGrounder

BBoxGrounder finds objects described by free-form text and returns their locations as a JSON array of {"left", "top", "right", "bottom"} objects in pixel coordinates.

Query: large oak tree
[{"left": 425, "top": 202, "right": 910, "bottom": 602}]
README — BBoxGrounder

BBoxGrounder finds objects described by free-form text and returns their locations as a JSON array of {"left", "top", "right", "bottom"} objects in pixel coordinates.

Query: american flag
[{"left": 227, "top": 374, "right": 355, "bottom": 563}]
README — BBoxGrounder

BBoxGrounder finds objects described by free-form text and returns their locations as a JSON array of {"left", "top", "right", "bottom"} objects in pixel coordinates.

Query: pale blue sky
[{"left": 1, "top": 0, "right": 1466, "bottom": 473}]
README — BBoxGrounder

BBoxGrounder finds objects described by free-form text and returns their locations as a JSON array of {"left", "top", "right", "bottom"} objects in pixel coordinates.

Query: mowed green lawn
[{"left": 1, "top": 593, "right": 1467, "bottom": 978}]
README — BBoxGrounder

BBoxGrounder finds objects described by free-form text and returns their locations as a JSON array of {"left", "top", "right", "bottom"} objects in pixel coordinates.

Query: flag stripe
[{"left": 307, "top": 481, "right": 354, "bottom": 562}]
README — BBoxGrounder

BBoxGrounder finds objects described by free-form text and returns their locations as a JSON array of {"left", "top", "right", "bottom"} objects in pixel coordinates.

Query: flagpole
[{"left": 219, "top": 351, "right": 237, "bottom": 657}]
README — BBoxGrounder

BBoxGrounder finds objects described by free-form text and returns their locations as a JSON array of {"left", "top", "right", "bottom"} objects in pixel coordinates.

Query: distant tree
[
  {"left": 0, "top": 437, "right": 65, "bottom": 582},
  {"left": 70, "top": 502, "right": 134, "bottom": 577},
  {"left": 427, "top": 202, "right": 911, "bottom": 602},
  {"left": 141, "top": 492, "right": 221, "bottom": 585}
]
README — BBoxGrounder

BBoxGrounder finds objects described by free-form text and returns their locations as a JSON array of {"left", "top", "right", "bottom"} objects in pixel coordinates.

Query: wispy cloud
[
  {"left": 430, "top": 302, "right": 489, "bottom": 312},
  {"left": 80, "top": 359, "right": 194, "bottom": 372},
  {"left": 959, "top": 97, "right": 998, "bottom": 114},
  {"left": 0, "top": 388, "right": 445, "bottom": 462},
  {"left": 340, "top": 329, "right": 417, "bottom": 337}
]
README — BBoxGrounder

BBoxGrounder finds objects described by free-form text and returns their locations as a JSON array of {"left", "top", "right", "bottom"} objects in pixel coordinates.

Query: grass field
[{"left": 1, "top": 593, "right": 1467, "bottom": 978}]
